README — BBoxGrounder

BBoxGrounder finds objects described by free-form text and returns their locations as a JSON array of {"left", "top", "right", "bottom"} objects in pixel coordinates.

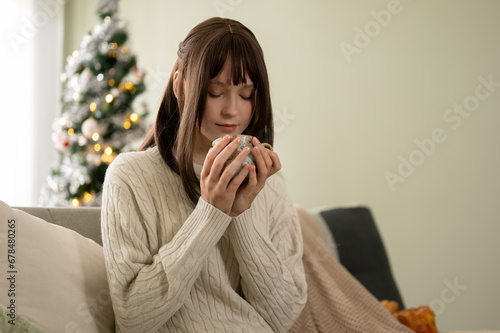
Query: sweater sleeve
[
  {"left": 101, "top": 157, "right": 232, "bottom": 333},
  {"left": 227, "top": 175, "right": 307, "bottom": 332}
]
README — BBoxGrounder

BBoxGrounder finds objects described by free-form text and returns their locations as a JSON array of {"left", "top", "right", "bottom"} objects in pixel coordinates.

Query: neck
[{"left": 192, "top": 131, "right": 212, "bottom": 165}]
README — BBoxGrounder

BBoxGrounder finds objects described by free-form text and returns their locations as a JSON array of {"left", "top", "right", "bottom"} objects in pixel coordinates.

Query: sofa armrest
[{"left": 14, "top": 207, "right": 102, "bottom": 245}]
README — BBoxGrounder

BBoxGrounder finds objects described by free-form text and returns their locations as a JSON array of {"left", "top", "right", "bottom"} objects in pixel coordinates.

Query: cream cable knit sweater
[{"left": 101, "top": 146, "right": 307, "bottom": 332}]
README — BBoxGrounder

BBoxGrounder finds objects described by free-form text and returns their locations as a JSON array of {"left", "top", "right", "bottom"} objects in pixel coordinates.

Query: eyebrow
[{"left": 209, "top": 80, "right": 254, "bottom": 88}]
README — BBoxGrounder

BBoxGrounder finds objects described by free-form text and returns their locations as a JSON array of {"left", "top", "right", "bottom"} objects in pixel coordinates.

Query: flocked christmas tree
[{"left": 40, "top": 0, "right": 149, "bottom": 207}]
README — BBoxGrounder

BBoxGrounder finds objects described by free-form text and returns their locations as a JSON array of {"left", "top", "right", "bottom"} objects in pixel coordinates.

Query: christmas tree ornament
[
  {"left": 40, "top": 0, "right": 149, "bottom": 207},
  {"left": 52, "top": 132, "right": 71, "bottom": 153},
  {"left": 81, "top": 118, "right": 101, "bottom": 139}
]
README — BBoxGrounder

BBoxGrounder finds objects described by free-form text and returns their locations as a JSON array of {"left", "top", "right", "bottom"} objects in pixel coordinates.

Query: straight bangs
[{"left": 207, "top": 33, "right": 260, "bottom": 88}]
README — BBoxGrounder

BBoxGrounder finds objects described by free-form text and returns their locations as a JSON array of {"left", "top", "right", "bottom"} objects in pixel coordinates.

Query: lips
[{"left": 217, "top": 124, "right": 237, "bottom": 132}]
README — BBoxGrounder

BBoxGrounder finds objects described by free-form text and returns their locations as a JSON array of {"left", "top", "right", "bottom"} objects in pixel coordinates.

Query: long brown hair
[{"left": 139, "top": 17, "right": 274, "bottom": 205}]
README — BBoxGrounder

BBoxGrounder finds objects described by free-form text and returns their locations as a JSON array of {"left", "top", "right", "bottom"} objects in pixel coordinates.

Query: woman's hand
[
  {"left": 200, "top": 135, "right": 253, "bottom": 215},
  {"left": 200, "top": 136, "right": 281, "bottom": 216},
  {"left": 230, "top": 137, "right": 281, "bottom": 216}
]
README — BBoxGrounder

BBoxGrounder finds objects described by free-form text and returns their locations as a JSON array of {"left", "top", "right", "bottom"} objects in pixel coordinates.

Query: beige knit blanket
[{"left": 289, "top": 206, "right": 413, "bottom": 333}]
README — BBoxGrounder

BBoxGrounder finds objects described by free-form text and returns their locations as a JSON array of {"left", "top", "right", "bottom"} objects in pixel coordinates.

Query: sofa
[{"left": 0, "top": 200, "right": 404, "bottom": 332}]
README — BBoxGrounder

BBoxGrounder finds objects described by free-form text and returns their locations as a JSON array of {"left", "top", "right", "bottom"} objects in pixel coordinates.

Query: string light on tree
[
  {"left": 72, "top": 198, "right": 80, "bottom": 207},
  {"left": 130, "top": 113, "right": 139, "bottom": 122},
  {"left": 83, "top": 192, "right": 94, "bottom": 204}
]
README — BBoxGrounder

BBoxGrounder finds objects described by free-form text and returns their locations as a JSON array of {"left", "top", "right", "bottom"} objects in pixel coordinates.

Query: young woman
[{"left": 101, "top": 17, "right": 307, "bottom": 332}]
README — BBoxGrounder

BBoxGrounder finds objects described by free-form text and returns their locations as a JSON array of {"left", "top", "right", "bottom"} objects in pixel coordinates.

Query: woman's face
[{"left": 199, "top": 60, "right": 255, "bottom": 143}]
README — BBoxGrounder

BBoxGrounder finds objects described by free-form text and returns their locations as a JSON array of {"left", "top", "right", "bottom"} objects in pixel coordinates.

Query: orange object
[
  {"left": 381, "top": 301, "right": 438, "bottom": 333},
  {"left": 381, "top": 300, "right": 400, "bottom": 314}
]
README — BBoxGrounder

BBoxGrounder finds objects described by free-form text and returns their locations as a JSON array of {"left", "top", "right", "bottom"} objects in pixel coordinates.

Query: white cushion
[{"left": 0, "top": 200, "right": 114, "bottom": 332}]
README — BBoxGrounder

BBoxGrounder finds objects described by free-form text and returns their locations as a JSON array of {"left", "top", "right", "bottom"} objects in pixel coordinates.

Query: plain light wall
[{"left": 61, "top": 0, "right": 500, "bottom": 330}]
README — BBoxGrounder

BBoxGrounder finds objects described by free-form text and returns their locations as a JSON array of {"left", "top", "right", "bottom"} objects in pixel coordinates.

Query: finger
[
  {"left": 246, "top": 165, "right": 258, "bottom": 187},
  {"left": 201, "top": 148, "right": 215, "bottom": 178},
  {"left": 220, "top": 146, "right": 251, "bottom": 183},
  {"left": 253, "top": 146, "right": 271, "bottom": 182},
  {"left": 268, "top": 150, "right": 282, "bottom": 176},
  {"left": 202, "top": 135, "right": 231, "bottom": 178},
  {"left": 208, "top": 136, "right": 243, "bottom": 179},
  {"left": 253, "top": 137, "right": 273, "bottom": 169},
  {"left": 228, "top": 164, "right": 252, "bottom": 191}
]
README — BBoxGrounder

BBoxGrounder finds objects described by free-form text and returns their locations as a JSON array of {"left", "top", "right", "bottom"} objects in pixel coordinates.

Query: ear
[{"left": 173, "top": 70, "right": 180, "bottom": 99}]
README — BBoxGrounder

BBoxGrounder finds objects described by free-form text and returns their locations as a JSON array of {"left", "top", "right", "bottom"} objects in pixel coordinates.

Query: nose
[{"left": 221, "top": 94, "right": 238, "bottom": 117}]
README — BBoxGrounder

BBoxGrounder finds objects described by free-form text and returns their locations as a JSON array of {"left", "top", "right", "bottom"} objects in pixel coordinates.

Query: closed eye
[
  {"left": 208, "top": 92, "right": 222, "bottom": 98},
  {"left": 240, "top": 94, "right": 254, "bottom": 101}
]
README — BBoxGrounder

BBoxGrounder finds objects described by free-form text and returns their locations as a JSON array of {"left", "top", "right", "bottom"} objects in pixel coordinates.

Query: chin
[{"left": 202, "top": 132, "right": 225, "bottom": 144}]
